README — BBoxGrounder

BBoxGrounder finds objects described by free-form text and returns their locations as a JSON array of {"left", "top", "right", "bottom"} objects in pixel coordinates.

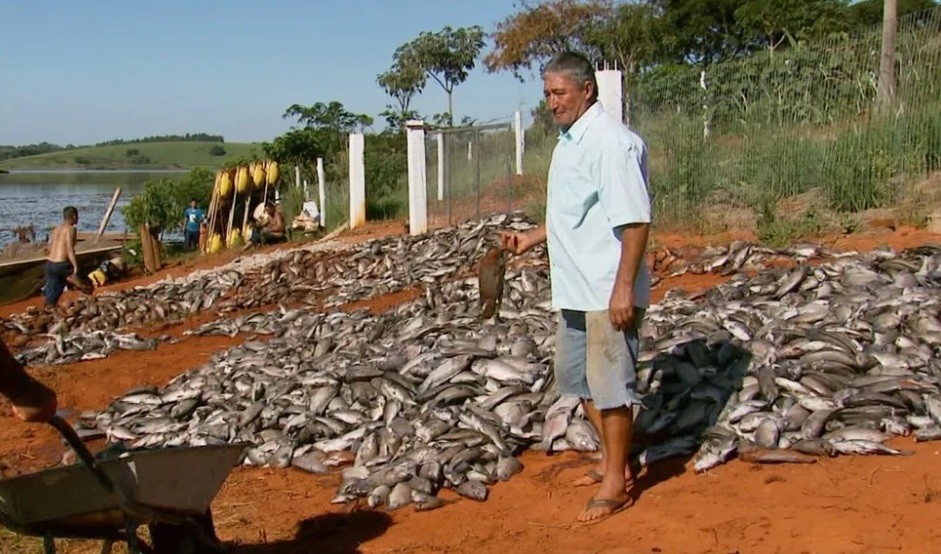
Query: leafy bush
[
  {"left": 122, "top": 168, "right": 214, "bottom": 235},
  {"left": 209, "top": 145, "right": 226, "bottom": 156}
]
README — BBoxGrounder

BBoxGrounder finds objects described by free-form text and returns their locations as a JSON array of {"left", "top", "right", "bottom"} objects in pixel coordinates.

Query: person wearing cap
[{"left": 0, "top": 338, "right": 57, "bottom": 422}]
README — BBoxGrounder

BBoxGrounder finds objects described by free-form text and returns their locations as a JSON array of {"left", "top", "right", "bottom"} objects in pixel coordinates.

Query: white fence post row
[
  {"left": 514, "top": 110, "right": 524, "bottom": 176},
  {"left": 348, "top": 132, "right": 366, "bottom": 230},
  {"left": 436, "top": 132, "right": 445, "bottom": 201},
  {"left": 317, "top": 157, "right": 326, "bottom": 229},
  {"left": 595, "top": 69, "right": 624, "bottom": 123},
  {"left": 406, "top": 120, "right": 428, "bottom": 236}
]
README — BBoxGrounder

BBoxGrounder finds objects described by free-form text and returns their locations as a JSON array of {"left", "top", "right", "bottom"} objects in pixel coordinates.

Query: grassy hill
[{"left": 0, "top": 141, "right": 263, "bottom": 171}]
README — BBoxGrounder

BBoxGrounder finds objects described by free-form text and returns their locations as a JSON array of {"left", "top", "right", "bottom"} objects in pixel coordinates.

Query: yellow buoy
[
  {"left": 208, "top": 233, "right": 223, "bottom": 254},
  {"left": 265, "top": 160, "right": 280, "bottom": 186},
  {"left": 251, "top": 161, "right": 266, "bottom": 190},
  {"left": 226, "top": 228, "right": 244, "bottom": 249},
  {"left": 236, "top": 166, "right": 250, "bottom": 195},
  {"left": 219, "top": 170, "right": 233, "bottom": 198}
]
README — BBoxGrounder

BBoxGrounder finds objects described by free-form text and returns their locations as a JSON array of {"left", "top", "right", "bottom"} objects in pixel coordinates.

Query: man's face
[
  {"left": 543, "top": 71, "right": 593, "bottom": 130},
  {"left": 190, "top": 201, "right": 197, "bottom": 208}
]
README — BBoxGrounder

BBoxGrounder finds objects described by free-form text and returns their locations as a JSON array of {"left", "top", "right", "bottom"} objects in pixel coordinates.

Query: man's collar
[{"left": 558, "top": 102, "right": 603, "bottom": 143}]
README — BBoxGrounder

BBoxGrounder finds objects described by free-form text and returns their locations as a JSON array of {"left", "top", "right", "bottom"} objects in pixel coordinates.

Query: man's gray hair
[{"left": 542, "top": 51, "right": 598, "bottom": 101}]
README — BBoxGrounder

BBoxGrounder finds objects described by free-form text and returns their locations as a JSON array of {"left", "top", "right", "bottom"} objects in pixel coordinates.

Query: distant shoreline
[{"left": 0, "top": 168, "right": 190, "bottom": 175}]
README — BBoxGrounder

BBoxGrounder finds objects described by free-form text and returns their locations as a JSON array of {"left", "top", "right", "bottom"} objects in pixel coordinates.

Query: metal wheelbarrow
[{"left": 0, "top": 416, "right": 246, "bottom": 553}]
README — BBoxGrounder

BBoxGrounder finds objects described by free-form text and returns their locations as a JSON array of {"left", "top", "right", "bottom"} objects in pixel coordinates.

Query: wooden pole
[
  {"left": 204, "top": 185, "right": 219, "bottom": 253},
  {"left": 225, "top": 171, "right": 237, "bottom": 245},
  {"left": 241, "top": 191, "right": 252, "bottom": 238},
  {"left": 95, "top": 187, "right": 122, "bottom": 243},
  {"left": 877, "top": 0, "right": 898, "bottom": 113}
]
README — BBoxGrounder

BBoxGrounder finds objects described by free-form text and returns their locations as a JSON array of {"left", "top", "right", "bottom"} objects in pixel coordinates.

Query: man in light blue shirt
[{"left": 502, "top": 51, "right": 651, "bottom": 525}]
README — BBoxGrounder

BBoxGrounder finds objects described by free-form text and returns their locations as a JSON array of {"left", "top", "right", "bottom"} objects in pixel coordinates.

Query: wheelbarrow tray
[{"left": 0, "top": 443, "right": 245, "bottom": 540}]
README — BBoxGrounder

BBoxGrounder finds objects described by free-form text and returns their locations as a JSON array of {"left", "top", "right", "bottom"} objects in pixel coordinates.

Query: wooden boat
[{"left": 0, "top": 240, "right": 124, "bottom": 305}]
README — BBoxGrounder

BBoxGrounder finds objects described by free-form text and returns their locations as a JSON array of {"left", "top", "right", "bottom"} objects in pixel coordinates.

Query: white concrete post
[
  {"left": 514, "top": 110, "right": 524, "bottom": 175},
  {"left": 436, "top": 132, "right": 445, "bottom": 201},
  {"left": 406, "top": 120, "right": 428, "bottom": 236},
  {"left": 349, "top": 132, "right": 366, "bottom": 229},
  {"left": 294, "top": 165, "right": 301, "bottom": 195},
  {"left": 595, "top": 69, "right": 624, "bottom": 123},
  {"left": 317, "top": 157, "right": 326, "bottom": 228}
]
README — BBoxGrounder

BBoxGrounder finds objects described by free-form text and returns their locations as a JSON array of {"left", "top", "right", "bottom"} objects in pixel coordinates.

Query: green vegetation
[
  {"left": 122, "top": 168, "right": 214, "bottom": 234},
  {"left": 0, "top": 141, "right": 261, "bottom": 171}
]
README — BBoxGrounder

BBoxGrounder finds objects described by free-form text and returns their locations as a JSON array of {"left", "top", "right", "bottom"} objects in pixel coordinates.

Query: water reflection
[{"left": 0, "top": 171, "right": 187, "bottom": 248}]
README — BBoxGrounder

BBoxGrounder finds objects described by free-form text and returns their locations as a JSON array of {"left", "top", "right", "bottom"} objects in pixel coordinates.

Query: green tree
[
  {"left": 654, "top": 0, "right": 760, "bottom": 65},
  {"left": 377, "top": 58, "right": 427, "bottom": 132},
  {"left": 395, "top": 25, "right": 486, "bottom": 126},
  {"left": 263, "top": 101, "right": 373, "bottom": 176},
  {"left": 735, "top": 0, "right": 850, "bottom": 54},
  {"left": 484, "top": 0, "right": 612, "bottom": 80}
]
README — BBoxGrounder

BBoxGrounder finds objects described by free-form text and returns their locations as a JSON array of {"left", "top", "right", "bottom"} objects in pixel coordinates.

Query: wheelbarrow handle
[{"left": 48, "top": 415, "right": 118, "bottom": 496}]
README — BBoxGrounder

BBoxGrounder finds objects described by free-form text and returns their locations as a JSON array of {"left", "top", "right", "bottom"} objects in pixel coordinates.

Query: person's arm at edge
[{"left": 0, "top": 340, "right": 57, "bottom": 422}]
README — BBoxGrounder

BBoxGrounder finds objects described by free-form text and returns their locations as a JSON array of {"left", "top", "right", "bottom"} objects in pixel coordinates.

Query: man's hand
[
  {"left": 608, "top": 279, "right": 635, "bottom": 331},
  {"left": 500, "top": 225, "right": 546, "bottom": 256}
]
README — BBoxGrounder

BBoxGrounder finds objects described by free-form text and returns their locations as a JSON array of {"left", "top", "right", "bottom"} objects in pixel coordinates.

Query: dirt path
[{"left": 1, "top": 222, "right": 940, "bottom": 553}]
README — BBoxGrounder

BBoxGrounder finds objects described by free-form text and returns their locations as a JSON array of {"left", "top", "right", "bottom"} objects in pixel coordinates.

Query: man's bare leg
[
  {"left": 572, "top": 399, "right": 636, "bottom": 489},
  {"left": 577, "top": 406, "right": 633, "bottom": 523}
]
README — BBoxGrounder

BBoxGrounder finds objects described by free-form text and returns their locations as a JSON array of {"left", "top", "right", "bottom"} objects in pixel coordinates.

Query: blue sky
[{"left": 0, "top": 0, "right": 541, "bottom": 146}]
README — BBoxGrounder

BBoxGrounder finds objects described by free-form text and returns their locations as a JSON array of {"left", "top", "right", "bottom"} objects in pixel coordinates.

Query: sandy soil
[{"left": 1, "top": 222, "right": 940, "bottom": 553}]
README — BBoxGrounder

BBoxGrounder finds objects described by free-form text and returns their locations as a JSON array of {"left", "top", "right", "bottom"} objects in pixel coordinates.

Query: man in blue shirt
[
  {"left": 502, "top": 51, "right": 651, "bottom": 525},
  {"left": 183, "top": 198, "right": 205, "bottom": 252}
]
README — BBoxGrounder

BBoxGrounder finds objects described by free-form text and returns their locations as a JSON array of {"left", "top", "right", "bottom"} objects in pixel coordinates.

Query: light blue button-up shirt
[{"left": 546, "top": 101, "right": 652, "bottom": 311}]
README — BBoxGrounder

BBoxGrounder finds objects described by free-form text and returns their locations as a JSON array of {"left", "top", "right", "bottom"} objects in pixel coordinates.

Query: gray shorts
[{"left": 554, "top": 308, "right": 645, "bottom": 410}]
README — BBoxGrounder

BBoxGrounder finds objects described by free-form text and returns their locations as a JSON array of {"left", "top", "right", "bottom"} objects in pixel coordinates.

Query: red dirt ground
[{"left": 2, "top": 223, "right": 941, "bottom": 553}]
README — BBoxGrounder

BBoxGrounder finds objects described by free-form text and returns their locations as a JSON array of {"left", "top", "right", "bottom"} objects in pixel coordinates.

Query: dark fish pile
[{"left": 645, "top": 245, "right": 941, "bottom": 470}]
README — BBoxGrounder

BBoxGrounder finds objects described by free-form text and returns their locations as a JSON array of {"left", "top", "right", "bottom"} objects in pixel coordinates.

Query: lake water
[{"left": 0, "top": 170, "right": 188, "bottom": 249}]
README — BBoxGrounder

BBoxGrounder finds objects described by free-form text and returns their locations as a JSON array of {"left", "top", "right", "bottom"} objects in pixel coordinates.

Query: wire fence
[{"left": 423, "top": 122, "right": 519, "bottom": 230}]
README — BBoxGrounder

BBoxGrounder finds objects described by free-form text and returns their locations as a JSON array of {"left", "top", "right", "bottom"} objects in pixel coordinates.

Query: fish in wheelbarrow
[{"left": 478, "top": 246, "right": 506, "bottom": 320}]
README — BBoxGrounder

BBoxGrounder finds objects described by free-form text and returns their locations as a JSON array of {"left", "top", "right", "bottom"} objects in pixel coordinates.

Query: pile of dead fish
[
  {"left": 14, "top": 330, "right": 162, "bottom": 366},
  {"left": 84, "top": 240, "right": 941, "bottom": 510},
  {"left": 650, "top": 240, "right": 837, "bottom": 279},
  {"left": 3, "top": 269, "right": 242, "bottom": 338},
  {"left": 654, "top": 245, "right": 941, "bottom": 470},
  {"left": 2, "top": 213, "right": 533, "bottom": 356},
  {"left": 218, "top": 213, "right": 540, "bottom": 311},
  {"left": 82, "top": 265, "right": 567, "bottom": 508}
]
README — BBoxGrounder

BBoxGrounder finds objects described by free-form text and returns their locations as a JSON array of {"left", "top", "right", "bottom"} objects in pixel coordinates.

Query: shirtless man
[
  {"left": 251, "top": 202, "right": 286, "bottom": 246},
  {"left": 44, "top": 206, "right": 80, "bottom": 309}
]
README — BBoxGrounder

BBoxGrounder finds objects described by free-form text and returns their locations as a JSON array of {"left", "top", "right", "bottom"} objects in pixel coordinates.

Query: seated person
[{"left": 249, "top": 202, "right": 286, "bottom": 246}]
